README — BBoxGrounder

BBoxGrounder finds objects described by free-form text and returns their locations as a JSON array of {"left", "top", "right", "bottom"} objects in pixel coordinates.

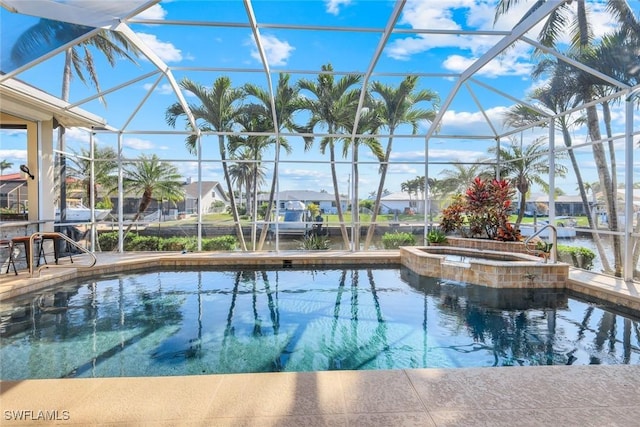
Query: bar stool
[
  {"left": 38, "top": 233, "right": 73, "bottom": 266},
  {"left": 1, "top": 239, "right": 17, "bottom": 275},
  {"left": 9, "top": 235, "right": 41, "bottom": 272}
]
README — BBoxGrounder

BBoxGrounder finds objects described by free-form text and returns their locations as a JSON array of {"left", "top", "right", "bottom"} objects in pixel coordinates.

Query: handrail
[
  {"left": 28, "top": 232, "right": 97, "bottom": 277},
  {"left": 523, "top": 224, "right": 557, "bottom": 263}
]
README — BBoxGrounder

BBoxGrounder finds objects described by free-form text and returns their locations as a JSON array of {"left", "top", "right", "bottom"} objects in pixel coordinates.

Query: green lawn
[{"left": 513, "top": 215, "right": 590, "bottom": 227}]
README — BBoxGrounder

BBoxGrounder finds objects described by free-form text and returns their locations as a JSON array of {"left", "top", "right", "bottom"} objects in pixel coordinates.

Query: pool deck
[{"left": 1, "top": 251, "right": 640, "bottom": 426}]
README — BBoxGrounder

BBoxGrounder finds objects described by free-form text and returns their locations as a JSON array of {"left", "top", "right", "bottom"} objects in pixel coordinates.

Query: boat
[
  {"left": 268, "top": 201, "right": 325, "bottom": 236},
  {"left": 517, "top": 216, "right": 577, "bottom": 238},
  {"left": 55, "top": 203, "right": 112, "bottom": 222}
]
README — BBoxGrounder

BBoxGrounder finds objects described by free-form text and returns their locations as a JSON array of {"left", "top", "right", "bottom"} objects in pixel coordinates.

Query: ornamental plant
[
  {"left": 440, "top": 177, "right": 521, "bottom": 241},
  {"left": 427, "top": 229, "right": 448, "bottom": 244},
  {"left": 439, "top": 194, "right": 468, "bottom": 237},
  {"left": 381, "top": 231, "right": 416, "bottom": 249}
]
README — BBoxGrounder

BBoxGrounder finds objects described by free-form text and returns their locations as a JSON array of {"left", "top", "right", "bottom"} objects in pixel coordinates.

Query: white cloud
[
  {"left": 442, "top": 106, "right": 510, "bottom": 134},
  {"left": 0, "top": 149, "right": 27, "bottom": 162},
  {"left": 142, "top": 82, "right": 175, "bottom": 95},
  {"left": 134, "top": 4, "right": 167, "bottom": 20},
  {"left": 385, "top": 0, "right": 526, "bottom": 65},
  {"left": 0, "top": 129, "right": 26, "bottom": 138},
  {"left": 136, "top": 33, "right": 183, "bottom": 63},
  {"left": 442, "top": 52, "right": 534, "bottom": 77},
  {"left": 65, "top": 127, "right": 92, "bottom": 144},
  {"left": 429, "top": 147, "right": 487, "bottom": 160},
  {"left": 280, "top": 167, "right": 326, "bottom": 180},
  {"left": 325, "top": 0, "right": 351, "bottom": 15},
  {"left": 249, "top": 34, "right": 295, "bottom": 67},
  {"left": 124, "top": 137, "right": 157, "bottom": 150},
  {"left": 387, "top": 163, "right": 419, "bottom": 175},
  {"left": 388, "top": 0, "right": 621, "bottom": 78}
]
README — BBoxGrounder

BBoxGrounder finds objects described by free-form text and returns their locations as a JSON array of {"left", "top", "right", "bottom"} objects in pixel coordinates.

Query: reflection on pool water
[{"left": 1, "top": 266, "right": 639, "bottom": 380}]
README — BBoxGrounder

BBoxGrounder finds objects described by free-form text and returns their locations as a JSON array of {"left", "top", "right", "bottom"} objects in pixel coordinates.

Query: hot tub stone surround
[
  {"left": 439, "top": 236, "right": 538, "bottom": 254},
  {"left": 400, "top": 245, "right": 569, "bottom": 289}
]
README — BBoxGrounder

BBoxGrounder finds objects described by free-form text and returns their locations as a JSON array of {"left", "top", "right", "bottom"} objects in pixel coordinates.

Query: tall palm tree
[
  {"left": 489, "top": 137, "right": 568, "bottom": 226},
  {"left": 122, "top": 154, "right": 184, "bottom": 237},
  {"left": 228, "top": 114, "right": 271, "bottom": 249},
  {"left": 227, "top": 152, "right": 252, "bottom": 212},
  {"left": 242, "top": 74, "right": 298, "bottom": 250},
  {"left": 298, "top": 63, "right": 362, "bottom": 249},
  {"left": 495, "top": 0, "right": 640, "bottom": 277},
  {"left": 66, "top": 145, "right": 118, "bottom": 208},
  {"left": 0, "top": 160, "right": 13, "bottom": 174},
  {"left": 337, "top": 103, "right": 385, "bottom": 249},
  {"left": 11, "top": 19, "right": 141, "bottom": 222},
  {"left": 503, "top": 80, "right": 613, "bottom": 273},
  {"left": 364, "top": 76, "right": 439, "bottom": 249},
  {"left": 165, "top": 76, "right": 247, "bottom": 250},
  {"left": 401, "top": 176, "right": 423, "bottom": 210}
]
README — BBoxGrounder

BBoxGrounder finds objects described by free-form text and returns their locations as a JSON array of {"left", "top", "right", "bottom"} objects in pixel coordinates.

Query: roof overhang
[
  {"left": 0, "top": 77, "right": 108, "bottom": 128},
  {"left": 0, "top": 0, "right": 159, "bottom": 28}
]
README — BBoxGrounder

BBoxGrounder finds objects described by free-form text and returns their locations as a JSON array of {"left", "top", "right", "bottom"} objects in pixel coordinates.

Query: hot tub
[{"left": 400, "top": 245, "right": 568, "bottom": 288}]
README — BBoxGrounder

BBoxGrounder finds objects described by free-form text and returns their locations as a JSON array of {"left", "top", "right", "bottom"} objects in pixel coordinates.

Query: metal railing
[
  {"left": 523, "top": 224, "right": 557, "bottom": 263},
  {"left": 29, "top": 232, "right": 97, "bottom": 277}
]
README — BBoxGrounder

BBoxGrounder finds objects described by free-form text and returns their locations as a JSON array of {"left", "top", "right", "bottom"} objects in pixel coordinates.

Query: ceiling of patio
[{"left": 0, "top": 0, "right": 636, "bottom": 142}]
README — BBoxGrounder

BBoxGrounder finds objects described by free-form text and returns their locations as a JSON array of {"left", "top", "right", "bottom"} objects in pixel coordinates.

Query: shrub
[
  {"left": 128, "top": 235, "right": 161, "bottom": 251},
  {"left": 201, "top": 236, "right": 237, "bottom": 251},
  {"left": 381, "top": 232, "right": 416, "bottom": 249},
  {"left": 98, "top": 231, "right": 119, "bottom": 251},
  {"left": 298, "top": 234, "right": 330, "bottom": 250},
  {"left": 161, "top": 237, "right": 190, "bottom": 251},
  {"left": 97, "top": 232, "right": 236, "bottom": 252},
  {"left": 439, "top": 194, "right": 467, "bottom": 236},
  {"left": 427, "top": 229, "right": 448, "bottom": 244},
  {"left": 440, "top": 177, "right": 520, "bottom": 241},
  {"left": 557, "top": 245, "right": 595, "bottom": 270},
  {"left": 360, "top": 199, "right": 374, "bottom": 211}
]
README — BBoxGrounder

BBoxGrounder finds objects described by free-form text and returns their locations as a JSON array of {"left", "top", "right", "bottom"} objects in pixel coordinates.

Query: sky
[{"left": 1, "top": 0, "right": 638, "bottom": 200}]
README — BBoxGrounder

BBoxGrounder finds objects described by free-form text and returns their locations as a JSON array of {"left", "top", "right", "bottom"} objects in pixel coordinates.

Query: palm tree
[
  {"left": 495, "top": 0, "right": 640, "bottom": 277},
  {"left": 401, "top": 176, "right": 424, "bottom": 211},
  {"left": 298, "top": 63, "right": 362, "bottom": 248},
  {"left": 503, "top": 80, "right": 613, "bottom": 273},
  {"left": 242, "top": 74, "right": 298, "bottom": 250},
  {"left": 122, "top": 154, "right": 184, "bottom": 237},
  {"left": 400, "top": 180, "right": 413, "bottom": 205},
  {"left": 228, "top": 114, "right": 271, "bottom": 249},
  {"left": 11, "top": 19, "right": 140, "bottom": 222},
  {"left": 66, "top": 145, "right": 118, "bottom": 208},
  {"left": 227, "top": 152, "right": 252, "bottom": 212},
  {"left": 336, "top": 103, "right": 384, "bottom": 249},
  {"left": 364, "top": 76, "right": 439, "bottom": 249},
  {"left": 0, "top": 160, "right": 13, "bottom": 174},
  {"left": 439, "top": 163, "right": 490, "bottom": 195},
  {"left": 489, "top": 137, "right": 568, "bottom": 226},
  {"left": 165, "top": 76, "right": 247, "bottom": 250}
]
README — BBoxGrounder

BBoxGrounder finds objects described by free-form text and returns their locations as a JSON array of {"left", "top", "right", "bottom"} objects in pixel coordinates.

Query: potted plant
[
  {"left": 535, "top": 240, "right": 553, "bottom": 262},
  {"left": 427, "top": 229, "right": 448, "bottom": 245}
]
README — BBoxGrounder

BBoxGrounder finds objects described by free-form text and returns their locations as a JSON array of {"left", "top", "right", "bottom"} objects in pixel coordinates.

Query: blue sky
[{"left": 1, "top": 0, "right": 638, "bottom": 199}]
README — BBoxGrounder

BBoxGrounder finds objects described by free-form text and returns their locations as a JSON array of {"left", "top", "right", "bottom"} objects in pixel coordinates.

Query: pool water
[{"left": 1, "top": 267, "right": 639, "bottom": 380}]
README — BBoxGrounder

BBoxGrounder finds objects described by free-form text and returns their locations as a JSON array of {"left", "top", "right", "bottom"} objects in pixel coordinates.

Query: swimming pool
[{"left": 1, "top": 266, "right": 639, "bottom": 380}]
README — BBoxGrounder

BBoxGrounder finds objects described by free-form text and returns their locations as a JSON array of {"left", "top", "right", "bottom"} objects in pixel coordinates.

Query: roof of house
[
  {"left": 381, "top": 191, "right": 421, "bottom": 201},
  {"left": 530, "top": 194, "right": 585, "bottom": 203},
  {"left": 182, "top": 181, "right": 227, "bottom": 201},
  {"left": 0, "top": 173, "right": 24, "bottom": 182},
  {"left": 258, "top": 190, "right": 336, "bottom": 202}
]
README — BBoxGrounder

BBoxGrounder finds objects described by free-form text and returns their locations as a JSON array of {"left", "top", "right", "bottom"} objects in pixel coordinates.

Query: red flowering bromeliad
[{"left": 440, "top": 177, "right": 521, "bottom": 241}]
